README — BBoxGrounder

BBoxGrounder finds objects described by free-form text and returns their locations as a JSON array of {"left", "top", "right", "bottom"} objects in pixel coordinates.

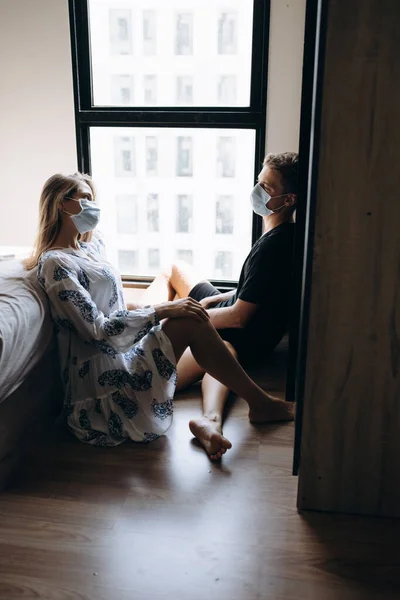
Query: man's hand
[{"left": 200, "top": 296, "right": 222, "bottom": 309}]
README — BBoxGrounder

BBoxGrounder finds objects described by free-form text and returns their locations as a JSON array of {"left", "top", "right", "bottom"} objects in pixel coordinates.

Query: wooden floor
[{"left": 0, "top": 372, "right": 400, "bottom": 599}]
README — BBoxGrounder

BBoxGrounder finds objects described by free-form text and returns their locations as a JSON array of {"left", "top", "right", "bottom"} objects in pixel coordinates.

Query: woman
[{"left": 25, "top": 173, "right": 294, "bottom": 459}]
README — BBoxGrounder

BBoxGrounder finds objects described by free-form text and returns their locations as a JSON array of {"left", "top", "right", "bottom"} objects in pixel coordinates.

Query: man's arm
[
  {"left": 200, "top": 289, "right": 236, "bottom": 308},
  {"left": 207, "top": 298, "right": 258, "bottom": 329}
]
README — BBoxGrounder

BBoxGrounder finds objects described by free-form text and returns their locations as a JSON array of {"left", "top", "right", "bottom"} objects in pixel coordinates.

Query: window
[
  {"left": 176, "top": 136, "right": 193, "bottom": 177},
  {"left": 218, "top": 76, "right": 237, "bottom": 105},
  {"left": 216, "top": 196, "right": 234, "bottom": 234},
  {"left": 217, "top": 137, "right": 236, "bottom": 177},
  {"left": 114, "top": 136, "right": 135, "bottom": 177},
  {"left": 109, "top": 9, "right": 132, "bottom": 56},
  {"left": 111, "top": 75, "right": 133, "bottom": 106},
  {"left": 148, "top": 248, "right": 160, "bottom": 270},
  {"left": 147, "top": 194, "right": 159, "bottom": 232},
  {"left": 143, "top": 10, "right": 156, "bottom": 56},
  {"left": 73, "top": 1, "right": 269, "bottom": 280},
  {"left": 176, "top": 249, "right": 193, "bottom": 264},
  {"left": 146, "top": 136, "right": 158, "bottom": 176},
  {"left": 144, "top": 75, "right": 157, "bottom": 104},
  {"left": 175, "top": 13, "right": 193, "bottom": 56},
  {"left": 118, "top": 250, "right": 138, "bottom": 273},
  {"left": 215, "top": 251, "right": 233, "bottom": 279},
  {"left": 116, "top": 195, "right": 137, "bottom": 234},
  {"left": 176, "top": 76, "right": 193, "bottom": 105},
  {"left": 218, "top": 12, "right": 237, "bottom": 55},
  {"left": 177, "top": 195, "right": 193, "bottom": 233}
]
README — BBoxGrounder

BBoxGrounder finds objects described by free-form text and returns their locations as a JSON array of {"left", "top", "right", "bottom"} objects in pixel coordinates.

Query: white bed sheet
[{"left": 0, "top": 260, "right": 55, "bottom": 402}]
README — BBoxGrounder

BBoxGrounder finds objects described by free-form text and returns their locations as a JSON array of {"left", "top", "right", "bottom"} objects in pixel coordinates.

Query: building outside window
[
  {"left": 215, "top": 251, "right": 233, "bottom": 278},
  {"left": 216, "top": 195, "right": 234, "bottom": 234},
  {"left": 176, "top": 195, "right": 193, "bottom": 233},
  {"left": 114, "top": 136, "right": 136, "bottom": 177},
  {"left": 147, "top": 194, "right": 159, "bottom": 232},
  {"left": 176, "top": 136, "right": 193, "bottom": 177},
  {"left": 148, "top": 248, "right": 160, "bottom": 270},
  {"left": 118, "top": 249, "right": 138, "bottom": 273},
  {"left": 217, "top": 136, "right": 236, "bottom": 177},
  {"left": 111, "top": 74, "right": 133, "bottom": 105},
  {"left": 218, "top": 12, "right": 237, "bottom": 55},
  {"left": 109, "top": 9, "right": 132, "bottom": 56},
  {"left": 144, "top": 75, "right": 157, "bottom": 104},
  {"left": 218, "top": 75, "right": 237, "bottom": 105},
  {"left": 143, "top": 10, "right": 156, "bottom": 56},
  {"left": 145, "top": 136, "right": 158, "bottom": 176},
  {"left": 175, "top": 13, "right": 193, "bottom": 55},
  {"left": 176, "top": 76, "right": 193, "bottom": 105},
  {"left": 176, "top": 249, "right": 193, "bottom": 264},
  {"left": 116, "top": 195, "right": 137, "bottom": 234}
]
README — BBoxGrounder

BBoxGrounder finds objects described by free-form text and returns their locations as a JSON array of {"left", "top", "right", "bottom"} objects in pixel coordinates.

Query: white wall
[
  {"left": 0, "top": 0, "right": 77, "bottom": 249},
  {"left": 265, "top": 0, "right": 306, "bottom": 154},
  {"left": 0, "top": 0, "right": 305, "bottom": 251}
]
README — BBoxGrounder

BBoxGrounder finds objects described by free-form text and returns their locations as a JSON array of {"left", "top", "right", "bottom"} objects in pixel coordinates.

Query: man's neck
[{"left": 262, "top": 212, "right": 292, "bottom": 234}]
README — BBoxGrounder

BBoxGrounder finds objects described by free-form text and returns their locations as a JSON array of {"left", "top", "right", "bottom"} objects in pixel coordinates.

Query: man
[{"left": 137, "top": 152, "right": 298, "bottom": 459}]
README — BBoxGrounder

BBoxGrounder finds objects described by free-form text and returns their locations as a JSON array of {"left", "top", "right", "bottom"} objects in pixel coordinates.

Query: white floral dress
[{"left": 38, "top": 238, "right": 177, "bottom": 447}]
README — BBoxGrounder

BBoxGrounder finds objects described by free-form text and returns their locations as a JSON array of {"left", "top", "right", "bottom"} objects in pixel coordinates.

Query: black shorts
[{"left": 188, "top": 281, "right": 220, "bottom": 302}]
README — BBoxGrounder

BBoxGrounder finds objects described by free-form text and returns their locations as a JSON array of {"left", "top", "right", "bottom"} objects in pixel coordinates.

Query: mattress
[{"left": 0, "top": 259, "right": 55, "bottom": 402}]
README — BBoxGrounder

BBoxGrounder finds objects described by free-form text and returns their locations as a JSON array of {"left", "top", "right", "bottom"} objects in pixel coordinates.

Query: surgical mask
[
  {"left": 64, "top": 198, "right": 101, "bottom": 234},
  {"left": 250, "top": 183, "right": 287, "bottom": 217}
]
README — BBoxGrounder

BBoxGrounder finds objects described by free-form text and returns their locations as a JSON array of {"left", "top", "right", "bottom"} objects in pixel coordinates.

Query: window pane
[
  {"left": 118, "top": 249, "right": 138, "bottom": 273},
  {"left": 111, "top": 74, "right": 134, "bottom": 105},
  {"left": 90, "top": 127, "right": 255, "bottom": 279},
  {"left": 88, "top": 0, "right": 254, "bottom": 107}
]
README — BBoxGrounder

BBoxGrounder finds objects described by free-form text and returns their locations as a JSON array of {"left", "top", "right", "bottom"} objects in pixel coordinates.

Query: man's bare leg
[{"left": 140, "top": 261, "right": 206, "bottom": 305}]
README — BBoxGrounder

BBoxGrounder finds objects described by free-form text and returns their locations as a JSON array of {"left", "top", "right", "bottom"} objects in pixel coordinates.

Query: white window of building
[
  {"left": 218, "top": 76, "right": 237, "bottom": 105},
  {"left": 148, "top": 248, "right": 160, "bottom": 270},
  {"left": 176, "top": 136, "right": 193, "bottom": 177},
  {"left": 109, "top": 9, "right": 132, "bottom": 56},
  {"left": 217, "top": 136, "right": 236, "bottom": 178},
  {"left": 215, "top": 251, "right": 233, "bottom": 279},
  {"left": 111, "top": 74, "right": 133, "bottom": 106},
  {"left": 146, "top": 136, "right": 158, "bottom": 176},
  {"left": 144, "top": 75, "right": 157, "bottom": 104},
  {"left": 147, "top": 194, "right": 159, "bottom": 232},
  {"left": 175, "top": 13, "right": 193, "bottom": 55},
  {"left": 118, "top": 249, "right": 138, "bottom": 273},
  {"left": 116, "top": 195, "right": 137, "bottom": 234},
  {"left": 176, "top": 76, "right": 193, "bottom": 105},
  {"left": 218, "top": 12, "right": 237, "bottom": 55},
  {"left": 176, "top": 195, "right": 193, "bottom": 233},
  {"left": 176, "top": 249, "right": 193, "bottom": 264},
  {"left": 216, "top": 195, "right": 234, "bottom": 234},
  {"left": 143, "top": 10, "right": 156, "bottom": 56},
  {"left": 114, "top": 136, "right": 136, "bottom": 177}
]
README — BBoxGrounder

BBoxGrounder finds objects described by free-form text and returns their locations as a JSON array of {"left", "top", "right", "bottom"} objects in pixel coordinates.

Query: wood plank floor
[{"left": 1, "top": 374, "right": 400, "bottom": 599}]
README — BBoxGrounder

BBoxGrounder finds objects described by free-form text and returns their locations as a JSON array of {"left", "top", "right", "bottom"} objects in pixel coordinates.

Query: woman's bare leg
[
  {"left": 140, "top": 261, "right": 206, "bottom": 305},
  {"left": 163, "top": 316, "right": 294, "bottom": 425}
]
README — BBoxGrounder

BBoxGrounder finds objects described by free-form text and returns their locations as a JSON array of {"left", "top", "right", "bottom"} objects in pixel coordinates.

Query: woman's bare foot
[
  {"left": 189, "top": 416, "right": 232, "bottom": 461},
  {"left": 248, "top": 395, "right": 296, "bottom": 423}
]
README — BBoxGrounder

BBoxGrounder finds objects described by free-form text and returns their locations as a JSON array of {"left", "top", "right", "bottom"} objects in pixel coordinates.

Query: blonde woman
[{"left": 26, "top": 173, "right": 293, "bottom": 460}]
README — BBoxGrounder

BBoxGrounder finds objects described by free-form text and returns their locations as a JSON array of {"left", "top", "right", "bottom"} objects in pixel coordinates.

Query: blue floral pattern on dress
[
  {"left": 111, "top": 390, "right": 139, "bottom": 419},
  {"left": 78, "top": 360, "right": 91, "bottom": 378},
  {"left": 98, "top": 369, "right": 153, "bottom": 391},
  {"left": 124, "top": 345, "right": 145, "bottom": 361},
  {"left": 103, "top": 318, "right": 125, "bottom": 336},
  {"left": 152, "top": 348, "right": 176, "bottom": 381},
  {"left": 151, "top": 398, "right": 173, "bottom": 420},
  {"left": 58, "top": 289, "right": 98, "bottom": 323},
  {"left": 133, "top": 321, "right": 154, "bottom": 344},
  {"left": 85, "top": 338, "right": 118, "bottom": 358},
  {"left": 55, "top": 317, "right": 77, "bottom": 332},
  {"left": 141, "top": 432, "right": 161, "bottom": 443},
  {"left": 108, "top": 410, "right": 124, "bottom": 438},
  {"left": 102, "top": 268, "right": 118, "bottom": 309},
  {"left": 116, "top": 310, "right": 129, "bottom": 318},
  {"left": 78, "top": 269, "right": 90, "bottom": 291},
  {"left": 54, "top": 266, "right": 70, "bottom": 281}
]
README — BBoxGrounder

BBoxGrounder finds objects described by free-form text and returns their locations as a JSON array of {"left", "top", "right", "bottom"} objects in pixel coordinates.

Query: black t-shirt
[{"left": 215, "top": 222, "right": 295, "bottom": 364}]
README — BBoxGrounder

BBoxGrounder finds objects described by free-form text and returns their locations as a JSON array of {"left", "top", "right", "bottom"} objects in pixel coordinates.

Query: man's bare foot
[
  {"left": 248, "top": 396, "right": 296, "bottom": 423},
  {"left": 189, "top": 416, "right": 232, "bottom": 461}
]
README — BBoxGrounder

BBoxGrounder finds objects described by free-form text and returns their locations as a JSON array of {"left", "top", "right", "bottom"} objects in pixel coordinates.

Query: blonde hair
[{"left": 25, "top": 172, "right": 96, "bottom": 270}]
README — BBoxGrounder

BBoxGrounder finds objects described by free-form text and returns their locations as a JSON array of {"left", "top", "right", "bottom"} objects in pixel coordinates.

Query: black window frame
[{"left": 68, "top": 0, "right": 270, "bottom": 287}]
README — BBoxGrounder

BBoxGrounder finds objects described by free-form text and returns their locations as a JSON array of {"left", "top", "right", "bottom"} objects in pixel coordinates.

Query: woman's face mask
[
  {"left": 250, "top": 183, "right": 288, "bottom": 217},
  {"left": 63, "top": 197, "right": 101, "bottom": 234}
]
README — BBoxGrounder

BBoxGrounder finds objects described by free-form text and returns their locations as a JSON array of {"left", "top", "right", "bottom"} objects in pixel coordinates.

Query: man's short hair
[{"left": 263, "top": 152, "right": 299, "bottom": 194}]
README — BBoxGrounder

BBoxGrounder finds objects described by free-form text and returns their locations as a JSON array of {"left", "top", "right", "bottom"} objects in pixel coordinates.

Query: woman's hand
[{"left": 154, "top": 298, "right": 210, "bottom": 322}]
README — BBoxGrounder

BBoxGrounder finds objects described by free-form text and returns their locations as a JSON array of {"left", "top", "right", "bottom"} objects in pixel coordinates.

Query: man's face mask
[{"left": 250, "top": 183, "right": 288, "bottom": 217}]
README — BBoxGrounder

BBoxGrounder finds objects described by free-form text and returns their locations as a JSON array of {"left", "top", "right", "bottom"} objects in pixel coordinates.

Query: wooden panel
[{"left": 298, "top": 0, "right": 400, "bottom": 516}]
